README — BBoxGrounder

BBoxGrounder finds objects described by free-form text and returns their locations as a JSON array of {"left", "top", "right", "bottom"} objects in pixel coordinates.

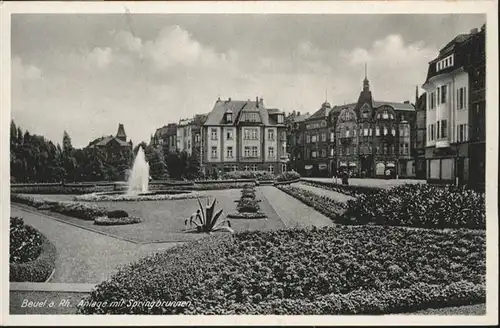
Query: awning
[
  {"left": 340, "top": 162, "right": 347, "bottom": 167},
  {"left": 305, "top": 165, "right": 313, "bottom": 170},
  {"left": 319, "top": 164, "right": 328, "bottom": 170},
  {"left": 349, "top": 162, "right": 357, "bottom": 167},
  {"left": 386, "top": 162, "right": 395, "bottom": 168}
]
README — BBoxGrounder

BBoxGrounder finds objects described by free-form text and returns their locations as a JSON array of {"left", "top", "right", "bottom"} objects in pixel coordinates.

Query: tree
[
  {"left": 187, "top": 150, "right": 201, "bottom": 180},
  {"left": 62, "top": 131, "right": 76, "bottom": 182}
]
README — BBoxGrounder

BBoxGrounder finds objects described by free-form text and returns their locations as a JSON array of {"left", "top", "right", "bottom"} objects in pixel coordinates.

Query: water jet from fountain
[{"left": 127, "top": 146, "right": 150, "bottom": 195}]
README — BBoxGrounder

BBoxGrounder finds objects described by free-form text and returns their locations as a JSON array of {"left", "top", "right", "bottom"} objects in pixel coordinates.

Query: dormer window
[
  {"left": 277, "top": 114, "right": 284, "bottom": 124},
  {"left": 436, "top": 54, "right": 454, "bottom": 72},
  {"left": 225, "top": 111, "right": 233, "bottom": 123}
]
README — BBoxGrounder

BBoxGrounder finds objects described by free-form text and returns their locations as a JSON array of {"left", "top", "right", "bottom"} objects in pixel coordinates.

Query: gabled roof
[
  {"left": 373, "top": 101, "right": 415, "bottom": 111},
  {"left": 204, "top": 98, "right": 274, "bottom": 126},
  {"left": 94, "top": 136, "right": 130, "bottom": 147}
]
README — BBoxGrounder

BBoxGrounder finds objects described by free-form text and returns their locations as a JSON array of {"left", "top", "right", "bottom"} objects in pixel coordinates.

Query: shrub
[
  {"left": 107, "top": 210, "right": 129, "bottom": 218},
  {"left": 10, "top": 217, "right": 43, "bottom": 264},
  {"left": 343, "top": 184, "right": 486, "bottom": 229},
  {"left": 10, "top": 185, "right": 113, "bottom": 195},
  {"left": 77, "top": 225, "right": 485, "bottom": 314},
  {"left": 10, "top": 231, "right": 56, "bottom": 282},
  {"left": 236, "top": 199, "right": 261, "bottom": 213},
  {"left": 275, "top": 171, "right": 301, "bottom": 182},
  {"left": 94, "top": 216, "right": 141, "bottom": 226},
  {"left": 184, "top": 198, "right": 233, "bottom": 233},
  {"left": 227, "top": 212, "right": 267, "bottom": 219}
]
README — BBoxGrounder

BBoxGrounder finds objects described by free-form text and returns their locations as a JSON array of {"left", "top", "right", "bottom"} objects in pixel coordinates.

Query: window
[
  {"left": 369, "top": 128, "right": 372, "bottom": 136},
  {"left": 436, "top": 122, "right": 440, "bottom": 139},
  {"left": 353, "top": 129, "right": 357, "bottom": 137},
  {"left": 312, "top": 150, "right": 318, "bottom": 158},
  {"left": 195, "top": 134, "right": 200, "bottom": 143},
  {"left": 383, "top": 144, "right": 388, "bottom": 154},
  {"left": 364, "top": 128, "right": 368, "bottom": 136},
  {"left": 251, "top": 146, "right": 258, "bottom": 157},
  {"left": 211, "top": 128, "right": 218, "bottom": 140},
  {"left": 436, "top": 87, "right": 441, "bottom": 105},
  {"left": 281, "top": 145, "right": 286, "bottom": 156},
  {"left": 226, "top": 146, "right": 233, "bottom": 158},
  {"left": 339, "top": 147, "right": 343, "bottom": 155},
  {"left": 251, "top": 129, "right": 258, "bottom": 140},
  {"left": 383, "top": 126, "right": 388, "bottom": 136},
  {"left": 458, "top": 87, "right": 467, "bottom": 110},
  {"left": 330, "top": 147, "right": 334, "bottom": 156},
  {"left": 376, "top": 126, "right": 380, "bottom": 136},
  {"left": 226, "top": 129, "right": 233, "bottom": 140},
  {"left": 346, "top": 147, "right": 350, "bottom": 155},
  {"left": 277, "top": 114, "right": 284, "bottom": 124},
  {"left": 345, "top": 127, "right": 350, "bottom": 137},
  {"left": 211, "top": 147, "right": 217, "bottom": 158},
  {"left": 251, "top": 165, "right": 258, "bottom": 171},
  {"left": 391, "top": 127, "right": 395, "bottom": 136},
  {"left": 321, "top": 133, "right": 327, "bottom": 142},
  {"left": 320, "top": 149, "right": 326, "bottom": 157},
  {"left": 244, "top": 165, "right": 250, "bottom": 171},
  {"left": 430, "top": 124, "right": 435, "bottom": 141},
  {"left": 306, "top": 134, "right": 310, "bottom": 143},
  {"left": 268, "top": 165, "right": 274, "bottom": 173},
  {"left": 330, "top": 132, "right": 335, "bottom": 141},
  {"left": 311, "top": 134, "right": 317, "bottom": 142},
  {"left": 441, "top": 120, "right": 447, "bottom": 138},
  {"left": 429, "top": 92, "right": 436, "bottom": 110},
  {"left": 268, "top": 147, "right": 275, "bottom": 158},
  {"left": 376, "top": 145, "right": 380, "bottom": 154},
  {"left": 268, "top": 130, "right": 275, "bottom": 141},
  {"left": 441, "top": 85, "right": 447, "bottom": 104},
  {"left": 382, "top": 111, "right": 389, "bottom": 119},
  {"left": 457, "top": 124, "right": 468, "bottom": 142}
]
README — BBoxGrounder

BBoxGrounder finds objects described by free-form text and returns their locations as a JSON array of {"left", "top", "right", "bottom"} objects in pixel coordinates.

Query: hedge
[
  {"left": 222, "top": 170, "right": 275, "bottom": 181},
  {"left": 10, "top": 185, "right": 114, "bottom": 195},
  {"left": 301, "top": 179, "right": 381, "bottom": 197},
  {"left": 10, "top": 217, "right": 43, "bottom": 264},
  {"left": 343, "top": 183, "right": 486, "bottom": 229},
  {"left": 276, "top": 171, "right": 301, "bottom": 182},
  {"left": 10, "top": 222, "right": 56, "bottom": 282},
  {"left": 77, "top": 225, "right": 485, "bottom": 314}
]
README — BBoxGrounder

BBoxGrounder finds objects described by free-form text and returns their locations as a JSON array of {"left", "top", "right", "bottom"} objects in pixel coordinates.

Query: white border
[{"left": 1, "top": 1, "right": 498, "bottom": 326}]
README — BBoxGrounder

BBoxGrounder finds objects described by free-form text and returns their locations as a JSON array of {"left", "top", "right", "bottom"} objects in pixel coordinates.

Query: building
[
  {"left": 202, "top": 97, "right": 287, "bottom": 175},
  {"left": 285, "top": 110, "right": 310, "bottom": 173},
  {"left": 422, "top": 24, "right": 485, "bottom": 190},
  {"left": 302, "top": 102, "right": 335, "bottom": 177},
  {"left": 89, "top": 123, "right": 132, "bottom": 156},
  {"left": 151, "top": 123, "right": 177, "bottom": 152},
  {"left": 414, "top": 89, "right": 427, "bottom": 179}
]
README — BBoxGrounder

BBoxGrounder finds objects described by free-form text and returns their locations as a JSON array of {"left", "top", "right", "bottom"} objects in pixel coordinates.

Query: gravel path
[
  {"left": 260, "top": 186, "right": 333, "bottom": 229},
  {"left": 11, "top": 206, "right": 182, "bottom": 284},
  {"left": 291, "top": 182, "right": 355, "bottom": 203}
]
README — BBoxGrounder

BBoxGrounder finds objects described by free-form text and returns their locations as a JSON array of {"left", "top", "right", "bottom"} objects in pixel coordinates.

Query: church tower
[{"left": 116, "top": 123, "right": 127, "bottom": 142}]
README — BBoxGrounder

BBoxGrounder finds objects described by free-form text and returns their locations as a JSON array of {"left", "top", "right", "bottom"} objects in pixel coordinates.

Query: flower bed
[
  {"left": 343, "top": 184, "right": 486, "bottom": 229},
  {"left": 77, "top": 225, "right": 485, "bottom": 314},
  {"left": 222, "top": 170, "right": 275, "bottom": 181},
  {"left": 232, "top": 185, "right": 267, "bottom": 219},
  {"left": 276, "top": 185, "right": 347, "bottom": 222},
  {"left": 94, "top": 216, "right": 142, "bottom": 226},
  {"left": 11, "top": 194, "right": 126, "bottom": 221},
  {"left": 301, "top": 180, "right": 380, "bottom": 197},
  {"left": 227, "top": 212, "right": 268, "bottom": 219},
  {"left": 10, "top": 218, "right": 56, "bottom": 282},
  {"left": 74, "top": 191, "right": 204, "bottom": 202},
  {"left": 275, "top": 171, "right": 301, "bottom": 182}
]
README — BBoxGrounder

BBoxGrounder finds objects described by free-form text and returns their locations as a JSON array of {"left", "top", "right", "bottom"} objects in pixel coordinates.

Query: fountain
[{"left": 127, "top": 146, "right": 150, "bottom": 195}]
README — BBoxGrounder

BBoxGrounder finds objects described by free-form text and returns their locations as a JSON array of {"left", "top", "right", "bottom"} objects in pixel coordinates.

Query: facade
[
  {"left": 202, "top": 97, "right": 287, "bottom": 175},
  {"left": 422, "top": 24, "right": 485, "bottom": 190},
  {"left": 302, "top": 102, "right": 335, "bottom": 177},
  {"left": 285, "top": 111, "right": 310, "bottom": 174},
  {"left": 414, "top": 90, "right": 427, "bottom": 179},
  {"left": 151, "top": 123, "right": 177, "bottom": 152},
  {"left": 294, "top": 74, "right": 417, "bottom": 178}
]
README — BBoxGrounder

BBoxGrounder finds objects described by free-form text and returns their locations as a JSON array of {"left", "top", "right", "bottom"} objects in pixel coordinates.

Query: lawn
[{"left": 20, "top": 189, "right": 285, "bottom": 243}]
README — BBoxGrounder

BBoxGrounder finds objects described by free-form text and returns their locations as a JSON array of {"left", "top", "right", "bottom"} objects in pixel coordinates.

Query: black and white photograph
[{"left": 1, "top": 1, "right": 498, "bottom": 325}]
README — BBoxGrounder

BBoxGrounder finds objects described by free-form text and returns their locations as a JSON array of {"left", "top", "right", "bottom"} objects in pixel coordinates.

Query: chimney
[
  {"left": 217, "top": 96, "right": 221, "bottom": 101},
  {"left": 470, "top": 28, "right": 478, "bottom": 34}
]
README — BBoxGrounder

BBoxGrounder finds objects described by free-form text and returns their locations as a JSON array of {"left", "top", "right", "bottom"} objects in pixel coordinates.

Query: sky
[{"left": 11, "top": 13, "right": 485, "bottom": 148}]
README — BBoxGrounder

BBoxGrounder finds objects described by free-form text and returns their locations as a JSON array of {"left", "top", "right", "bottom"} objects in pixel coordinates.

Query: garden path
[
  {"left": 260, "top": 186, "right": 333, "bottom": 228},
  {"left": 11, "top": 206, "right": 181, "bottom": 284},
  {"left": 291, "top": 182, "right": 355, "bottom": 203}
]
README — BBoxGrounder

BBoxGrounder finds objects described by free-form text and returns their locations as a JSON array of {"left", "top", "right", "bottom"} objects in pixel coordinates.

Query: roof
[
  {"left": 439, "top": 34, "right": 471, "bottom": 55},
  {"left": 331, "top": 103, "right": 357, "bottom": 114},
  {"left": 116, "top": 124, "right": 126, "bottom": 138},
  {"left": 204, "top": 98, "right": 277, "bottom": 126},
  {"left": 267, "top": 108, "right": 281, "bottom": 114},
  {"left": 306, "top": 102, "right": 333, "bottom": 121},
  {"left": 373, "top": 101, "right": 415, "bottom": 111},
  {"left": 94, "top": 136, "right": 130, "bottom": 147}
]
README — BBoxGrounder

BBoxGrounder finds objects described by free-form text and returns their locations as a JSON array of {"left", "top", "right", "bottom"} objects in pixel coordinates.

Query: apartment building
[
  {"left": 422, "top": 24, "right": 485, "bottom": 189},
  {"left": 202, "top": 97, "right": 287, "bottom": 175},
  {"left": 151, "top": 123, "right": 177, "bottom": 152}
]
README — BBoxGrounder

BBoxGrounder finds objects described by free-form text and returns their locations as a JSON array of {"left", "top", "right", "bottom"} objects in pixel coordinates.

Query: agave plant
[{"left": 184, "top": 197, "right": 234, "bottom": 234}]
